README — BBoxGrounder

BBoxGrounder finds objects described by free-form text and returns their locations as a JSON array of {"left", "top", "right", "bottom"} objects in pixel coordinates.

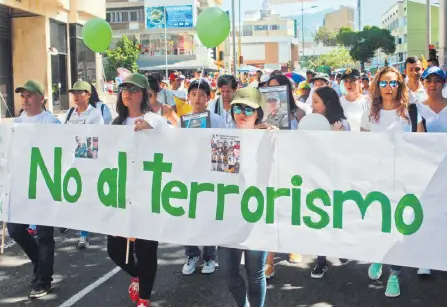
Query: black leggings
[{"left": 107, "top": 236, "right": 158, "bottom": 300}]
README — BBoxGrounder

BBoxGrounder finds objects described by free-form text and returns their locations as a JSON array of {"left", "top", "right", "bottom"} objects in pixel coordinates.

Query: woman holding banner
[
  {"left": 362, "top": 67, "right": 424, "bottom": 298},
  {"left": 108, "top": 73, "right": 168, "bottom": 307},
  {"left": 218, "top": 87, "right": 267, "bottom": 307},
  {"left": 309, "top": 86, "right": 351, "bottom": 278},
  {"left": 65, "top": 80, "right": 104, "bottom": 249}
]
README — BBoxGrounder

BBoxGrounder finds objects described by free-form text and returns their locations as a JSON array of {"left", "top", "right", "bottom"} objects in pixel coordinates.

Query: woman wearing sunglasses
[
  {"left": 361, "top": 67, "right": 424, "bottom": 133},
  {"left": 109, "top": 73, "right": 168, "bottom": 307},
  {"left": 363, "top": 67, "right": 423, "bottom": 299},
  {"left": 219, "top": 87, "right": 267, "bottom": 307}
]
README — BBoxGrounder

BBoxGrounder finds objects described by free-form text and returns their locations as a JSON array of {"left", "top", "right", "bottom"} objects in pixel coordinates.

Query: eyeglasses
[
  {"left": 233, "top": 105, "right": 255, "bottom": 116},
  {"left": 378, "top": 80, "right": 399, "bottom": 88},
  {"left": 121, "top": 86, "right": 141, "bottom": 93}
]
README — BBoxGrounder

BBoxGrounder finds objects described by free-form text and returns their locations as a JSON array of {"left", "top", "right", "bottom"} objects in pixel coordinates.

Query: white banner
[
  {"left": 0, "top": 125, "right": 11, "bottom": 222},
  {"left": 4, "top": 124, "right": 447, "bottom": 270}
]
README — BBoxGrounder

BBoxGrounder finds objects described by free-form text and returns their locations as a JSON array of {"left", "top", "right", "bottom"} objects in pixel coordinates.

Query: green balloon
[
  {"left": 196, "top": 8, "right": 230, "bottom": 49},
  {"left": 82, "top": 18, "right": 112, "bottom": 53}
]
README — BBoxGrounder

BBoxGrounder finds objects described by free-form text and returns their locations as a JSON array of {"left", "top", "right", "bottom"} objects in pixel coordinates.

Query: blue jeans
[
  {"left": 80, "top": 231, "right": 89, "bottom": 238},
  {"left": 218, "top": 247, "right": 267, "bottom": 307},
  {"left": 185, "top": 246, "right": 216, "bottom": 260}
]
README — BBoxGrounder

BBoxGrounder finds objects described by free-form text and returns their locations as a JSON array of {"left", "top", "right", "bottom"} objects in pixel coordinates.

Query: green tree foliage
[
  {"left": 314, "top": 27, "right": 338, "bottom": 46},
  {"left": 336, "top": 26, "right": 396, "bottom": 70},
  {"left": 307, "top": 47, "right": 355, "bottom": 70},
  {"left": 104, "top": 35, "right": 140, "bottom": 77}
]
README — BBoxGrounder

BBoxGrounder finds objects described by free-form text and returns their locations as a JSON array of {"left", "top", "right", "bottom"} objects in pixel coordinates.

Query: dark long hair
[
  {"left": 112, "top": 88, "right": 149, "bottom": 125},
  {"left": 88, "top": 82, "right": 100, "bottom": 107},
  {"left": 314, "top": 86, "right": 347, "bottom": 124},
  {"left": 267, "top": 74, "right": 297, "bottom": 112},
  {"left": 147, "top": 75, "right": 161, "bottom": 93}
]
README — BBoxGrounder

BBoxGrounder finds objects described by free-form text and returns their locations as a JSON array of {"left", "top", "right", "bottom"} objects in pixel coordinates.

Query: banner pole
[
  {"left": 1, "top": 222, "right": 6, "bottom": 254},
  {"left": 125, "top": 238, "right": 130, "bottom": 264},
  {"left": 164, "top": 6, "right": 169, "bottom": 80}
]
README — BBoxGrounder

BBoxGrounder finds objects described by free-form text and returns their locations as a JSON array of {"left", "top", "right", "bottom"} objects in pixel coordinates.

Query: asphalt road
[{"left": 1, "top": 230, "right": 447, "bottom": 307}]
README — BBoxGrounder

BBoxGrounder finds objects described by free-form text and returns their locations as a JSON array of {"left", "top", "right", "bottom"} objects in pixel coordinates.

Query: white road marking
[{"left": 58, "top": 267, "right": 121, "bottom": 307}]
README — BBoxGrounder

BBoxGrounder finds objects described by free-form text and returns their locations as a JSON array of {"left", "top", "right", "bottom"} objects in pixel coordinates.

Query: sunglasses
[
  {"left": 121, "top": 85, "right": 141, "bottom": 93},
  {"left": 378, "top": 80, "right": 399, "bottom": 88},
  {"left": 233, "top": 105, "right": 255, "bottom": 116}
]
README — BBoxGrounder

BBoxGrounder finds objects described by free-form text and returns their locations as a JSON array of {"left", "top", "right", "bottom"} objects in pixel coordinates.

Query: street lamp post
[{"left": 301, "top": 4, "right": 318, "bottom": 64}]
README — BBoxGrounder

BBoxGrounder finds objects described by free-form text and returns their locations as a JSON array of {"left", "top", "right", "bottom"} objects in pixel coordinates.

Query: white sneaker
[
  {"left": 201, "top": 259, "right": 216, "bottom": 274},
  {"left": 417, "top": 268, "right": 431, "bottom": 275},
  {"left": 77, "top": 236, "right": 89, "bottom": 249},
  {"left": 182, "top": 256, "right": 199, "bottom": 275}
]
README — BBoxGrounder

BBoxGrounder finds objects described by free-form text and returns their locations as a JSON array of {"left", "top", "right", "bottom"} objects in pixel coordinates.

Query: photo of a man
[{"left": 265, "top": 92, "right": 289, "bottom": 129}]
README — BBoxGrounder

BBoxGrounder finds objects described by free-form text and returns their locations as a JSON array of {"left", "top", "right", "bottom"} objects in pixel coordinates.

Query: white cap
[
  {"left": 266, "top": 92, "right": 280, "bottom": 102},
  {"left": 260, "top": 74, "right": 270, "bottom": 83}
]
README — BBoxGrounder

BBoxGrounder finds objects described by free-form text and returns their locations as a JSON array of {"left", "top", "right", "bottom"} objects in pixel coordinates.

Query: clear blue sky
[{"left": 222, "top": 0, "right": 395, "bottom": 28}]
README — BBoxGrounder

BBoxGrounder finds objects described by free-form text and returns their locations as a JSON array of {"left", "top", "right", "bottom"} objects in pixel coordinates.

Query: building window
[
  {"left": 243, "top": 25, "right": 253, "bottom": 36},
  {"left": 107, "top": 7, "right": 145, "bottom": 23},
  {"left": 254, "top": 25, "right": 268, "bottom": 31},
  {"left": 271, "top": 25, "right": 279, "bottom": 30}
]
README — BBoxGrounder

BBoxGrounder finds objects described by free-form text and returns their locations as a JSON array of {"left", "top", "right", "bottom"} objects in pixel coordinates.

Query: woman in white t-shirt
[
  {"left": 309, "top": 86, "right": 350, "bottom": 279},
  {"left": 65, "top": 81, "right": 104, "bottom": 249},
  {"left": 311, "top": 86, "right": 351, "bottom": 131},
  {"left": 363, "top": 67, "right": 423, "bottom": 299},
  {"left": 108, "top": 73, "right": 167, "bottom": 307},
  {"left": 361, "top": 67, "right": 424, "bottom": 133},
  {"left": 417, "top": 66, "right": 447, "bottom": 133},
  {"left": 339, "top": 69, "right": 369, "bottom": 131}
]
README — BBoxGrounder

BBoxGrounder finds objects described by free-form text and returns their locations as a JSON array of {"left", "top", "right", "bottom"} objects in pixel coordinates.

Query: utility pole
[
  {"left": 238, "top": 0, "right": 242, "bottom": 76},
  {"left": 440, "top": 0, "right": 446, "bottom": 68},
  {"left": 231, "top": 0, "right": 237, "bottom": 75},
  {"left": 426, "top": 0, "right": 432, "bottom": 59},
  {"left": 358, "top": 0, "right": 361, "bottom": 30}
]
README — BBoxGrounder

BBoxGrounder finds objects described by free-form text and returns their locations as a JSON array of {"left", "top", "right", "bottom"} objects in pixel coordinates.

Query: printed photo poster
[
  {"left": 211, "top": 134, "right": 240, "bottom": 174},
  {"left": 75, "top": 136, "right": 99, "bottom": 159},
  {"left": 0, "top": 125, "right": 11, "bottom": 221},
  {"left": 259, "top": 85, "right": 291, "bottom": 130},
  {"left": 181, "top": 111, "right": 211, "bottom": 128}
]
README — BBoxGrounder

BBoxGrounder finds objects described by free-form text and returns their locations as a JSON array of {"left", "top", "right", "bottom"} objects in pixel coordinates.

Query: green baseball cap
[
  {"left": 230, "top": 87, "right": 265, "bottom": 109},
  {"left": 68, "top": 81, "right": 92, "bottom": 93},
  {"left": 15, "top": 80, "right": 44, "bottom": 95},
  {"left": 119, "top": 73, "right": 149, "bottom": 89}
]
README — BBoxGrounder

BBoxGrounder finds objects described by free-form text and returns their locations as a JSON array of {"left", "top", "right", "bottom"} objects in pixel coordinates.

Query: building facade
[
  {"left": 0, "top": 0, "right": 106, "bottom": 116},
  {"left": 381, "top": 0, "right": 439, "bottom": 71},
  {"left": 230, "top": 12, "right": 299, "bottom": 71},
  {"left": 106, "top": 0, "right": 222, "bottom": 69},
  {"left": 323, "top": 5, "right": 355, "bottom": 33}
]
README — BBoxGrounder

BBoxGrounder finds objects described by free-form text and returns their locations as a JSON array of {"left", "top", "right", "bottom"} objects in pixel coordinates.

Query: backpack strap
[
  {"left": 101, "top": 103, "right": 105, "bottom": 116},
  {"left": 408, "top": 104, "right": 426, "bottom": 132},
  {"left": 65, "top": 107, "right": 75, "bottom": 124},
  {"left": 214, "top": 97, "right": 221, "bottom": 116}
]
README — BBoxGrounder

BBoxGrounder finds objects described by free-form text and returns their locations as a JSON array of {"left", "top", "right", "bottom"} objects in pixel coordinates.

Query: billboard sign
[{"left": 145, "top": 5, "right": 193, "bottom": 29}]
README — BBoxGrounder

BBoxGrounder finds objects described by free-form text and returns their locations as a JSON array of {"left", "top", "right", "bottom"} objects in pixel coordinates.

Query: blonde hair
[{"left": 368, "top": 67, "right": 409, "bottom": 123}]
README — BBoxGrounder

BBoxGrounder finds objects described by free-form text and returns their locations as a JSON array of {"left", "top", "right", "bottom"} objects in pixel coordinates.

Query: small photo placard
[
  {"left": 75, "top": 136, "right": 99, "bottom": 159},
  {"left": 259, "top": 85, "right": 291, "bottom": 130},
  {"left": 181, "top": 111, "right": 211, "bottom": 128}
]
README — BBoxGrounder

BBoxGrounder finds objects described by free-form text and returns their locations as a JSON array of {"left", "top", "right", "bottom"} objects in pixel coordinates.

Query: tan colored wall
[
  {"left": 12, "top": 16, "right": 51, "bottom": 115},
  {"left": 324, "top": 7, "right": 354, "bottom": 32},
  {"left": 265, "top": 42, "right": 279, "bottom": 64}
]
